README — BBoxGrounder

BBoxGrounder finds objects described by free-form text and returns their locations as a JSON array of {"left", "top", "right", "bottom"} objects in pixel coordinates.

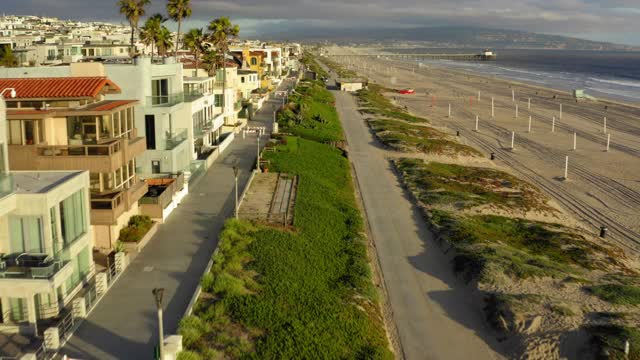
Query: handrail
[
  {"left": 90, "top": 191, "right": 125, "bottom": 210},
  {"left": 37, "top": 141, "right": 121, "bottom": 157}
]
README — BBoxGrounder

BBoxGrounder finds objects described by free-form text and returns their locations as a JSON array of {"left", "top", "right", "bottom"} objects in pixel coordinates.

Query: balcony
[
  {"left": 139, "top": 173, "right": 185, "bottom": 219},
  {"left": 9, "top": 134, "right": 145, "bottom": 174},
  {"left": 0, "top": 173, "right": 14, "bottom": 200},
  {"left": 148, "top": 92, "right": 184, "bottom": 107},
  {"left": 184, "top": 89, "right": 205, "bottom": 102},
  {"left": 165, "top": 129, "right": 188, "bottom": 150},
  {"left": 90, "top": 180, "right": 148, "bottom": 225},
  {"left": 0, "top": 253, "right": 70, "bottom": 280},
  {"left": 90, "top": 191, "right": 126, "bottom": 225}
]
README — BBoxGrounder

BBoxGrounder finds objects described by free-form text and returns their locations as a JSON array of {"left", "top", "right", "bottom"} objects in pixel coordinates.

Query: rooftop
[
  {"left": 12, "top": 171, "right": 84, "bottom": 194},
  {"left": 0, "top": 77, "right": 121, "bottom": 100}
]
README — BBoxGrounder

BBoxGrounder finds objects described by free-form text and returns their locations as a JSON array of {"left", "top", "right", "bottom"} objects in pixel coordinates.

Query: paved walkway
[
  {"left": 59, "top": 93, "right": 284, "bottom": 359},
  {"left": 322, "top": 64, "right": 505, "bottom": 359}
]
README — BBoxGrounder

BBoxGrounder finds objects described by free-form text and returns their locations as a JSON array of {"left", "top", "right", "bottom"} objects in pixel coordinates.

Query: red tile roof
[
  {"left": 7, "top": 109, "right": 55, "bottom": 116},
  {"left": 0, "top": 77, "right": 121, "bottom": 100},
  {"left": 85, "top": 100, "right": 137, "bottom": 112}
]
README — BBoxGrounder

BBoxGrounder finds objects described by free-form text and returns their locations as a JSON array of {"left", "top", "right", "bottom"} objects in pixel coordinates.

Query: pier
[{"left": 326, "top": 50, "right": 497, "bottom": 61}]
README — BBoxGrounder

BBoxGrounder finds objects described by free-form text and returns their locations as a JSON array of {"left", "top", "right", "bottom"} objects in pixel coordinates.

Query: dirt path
[{"left": 328, "top": 47, "right": 640, "bottom": 254}]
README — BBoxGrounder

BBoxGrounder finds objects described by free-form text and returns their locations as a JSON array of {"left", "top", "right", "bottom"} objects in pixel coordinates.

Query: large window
[
  {"left": 214, "top": 94, "right": 223, "bottom": 107},
  {"left": 59, "top": 190, "right": 87, "bottom": 245},
  {"left": 250, "top": 57, "right": 257, "bottom": 66},
  {"left": 152, "top": 78, "right": 169, "bottom": 105},
  {"left": 9, "top": 216, "right": 44, "bottom": 253}
]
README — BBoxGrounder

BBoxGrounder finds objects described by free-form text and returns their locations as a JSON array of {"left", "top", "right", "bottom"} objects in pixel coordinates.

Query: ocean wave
[
  {"left": 589, "top": 77, "right": 640, "bottom": 88},
  {"left": 586, "top": 86, "right": 640, "bottom": 100},
  {"left": 496, "top": 67, "right": 544, "bottom": 76}
]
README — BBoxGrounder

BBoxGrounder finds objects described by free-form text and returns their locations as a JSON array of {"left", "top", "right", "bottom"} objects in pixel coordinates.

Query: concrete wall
[{"left": 93, "top": 201, "right": 139, "bottom": 250}]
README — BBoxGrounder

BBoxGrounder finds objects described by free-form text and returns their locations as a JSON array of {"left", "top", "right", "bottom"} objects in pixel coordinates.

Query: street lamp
[
  {"left": 256, "top": 135, "right": 260, "bottom": 172},
  {"left": 152, "top": 288, "right": 165, "bottom": 360},
  {"left": 232, "top": 166, "right": 239, "bottom": 219},
  {"left": 0, "top": 88, "right": 17, "bottom": 99}
]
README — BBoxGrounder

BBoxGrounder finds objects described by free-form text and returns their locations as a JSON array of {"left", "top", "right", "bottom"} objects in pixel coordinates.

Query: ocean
[{"left": 387, "top": 48, "right": 640, "bottom": 104}]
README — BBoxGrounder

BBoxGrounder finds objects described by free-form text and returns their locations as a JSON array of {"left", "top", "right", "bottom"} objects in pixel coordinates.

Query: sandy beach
[{"left": 327, "top": 46, "right": 640, "bottom": 254}]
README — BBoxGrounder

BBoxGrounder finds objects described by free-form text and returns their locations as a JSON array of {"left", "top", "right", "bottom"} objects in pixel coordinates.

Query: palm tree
[
  {"left": 207, "top": 17, "right": 239, "bottom": 124},
  {"left": 183, "top": 28, "right": 206, "bottom": 72},
  {"left": 201, "top": 49, "right": 218, "bottom": 76},
  {"left": 140, "top": 14, "right": 167, "bottom": 60},
  {"left": 118, "top": 0, "right": 151, "bottom": 55},
  {"left": 156, "top": 26, "right": 174, "bottom": 57},
  {"left": 167, "top": 0, "right": 192, "bottom": 60}
]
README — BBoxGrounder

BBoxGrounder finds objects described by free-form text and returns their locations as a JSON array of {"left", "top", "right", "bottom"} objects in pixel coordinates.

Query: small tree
[
  {"left": 156, "top": 26, "right": 174, "bottom": 57},
  {"left": 0, "top": 46, "right": 18, "bottom": 67},
  {"left": 183, "top": 28, "right": 206, "bottom": 73},
  {"left": 140, "top": 14, "right": 167, "bottom": 60},
  {"left": 207, "top": 17, "right": 239, "bottom": 124}
]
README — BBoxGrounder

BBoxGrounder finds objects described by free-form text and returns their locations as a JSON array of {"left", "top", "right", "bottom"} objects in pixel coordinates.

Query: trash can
[{"left": 599, "top": 226, "right": 608, "bottom": 238}]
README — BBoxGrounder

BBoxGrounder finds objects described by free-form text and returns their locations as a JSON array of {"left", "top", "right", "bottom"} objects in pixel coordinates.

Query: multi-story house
[
  {"left": 81, "top": 41, "right": 130, "bottom": 60},
  {"left": 0, "top": 97, "right": 94, "bottom": 336},
  {"left": 0, "top": 75, "right": 147, "bottom": 251},
  {"left": 182, "top": 75, "right": 225, "bottom": 161}
]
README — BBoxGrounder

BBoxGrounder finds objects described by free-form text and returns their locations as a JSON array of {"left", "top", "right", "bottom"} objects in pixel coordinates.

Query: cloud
[{"left": 1, "top": 0, "right": 639, "bottom": 44}]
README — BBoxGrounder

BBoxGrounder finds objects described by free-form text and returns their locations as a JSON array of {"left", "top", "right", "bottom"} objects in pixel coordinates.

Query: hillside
[{"left": 267, "top": 26, "right": 637, "bottom": 51}]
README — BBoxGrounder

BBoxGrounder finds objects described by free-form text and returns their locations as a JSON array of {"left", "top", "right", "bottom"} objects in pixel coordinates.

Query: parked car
[{"left": 398, "top": 88, "right": 415, "bottom": 94}]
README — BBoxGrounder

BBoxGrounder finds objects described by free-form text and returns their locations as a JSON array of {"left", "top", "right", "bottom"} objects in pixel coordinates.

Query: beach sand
[{"left": 328, "top": 46, "right": 640, "bottom": 254}]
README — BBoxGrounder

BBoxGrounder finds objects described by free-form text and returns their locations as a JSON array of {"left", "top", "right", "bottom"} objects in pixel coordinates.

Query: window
[
  {"left": 152, "top": 78, "right": 169, "bottom": 105},
  {"left": 9, "top": 216, "right": 43, "bottom": 253},
  {"left": 9, "top": 298, "right": 26, "bottom": 322},
  {"left": 50, "top": 207, "right": 58, "bottom": 249},
  {"left": 151, "top": 160, "right": 161, "bottom": 174},
  {"left": 241, "top": 76, "right": 245, "bottom": 83},
  {"left": 214, "top": 94, "right": 223, "bottom": 107},
  {"left": 250, "top": 57, "right": 257, "bottom": 66},
  {"left": 59, "top": 189, "right": 87, "bottom": 245}
]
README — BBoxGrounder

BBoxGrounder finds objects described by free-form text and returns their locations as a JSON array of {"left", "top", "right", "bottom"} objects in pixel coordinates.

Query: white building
[{"left": 0, "top": 98, "right": 94, "bottom": 336}]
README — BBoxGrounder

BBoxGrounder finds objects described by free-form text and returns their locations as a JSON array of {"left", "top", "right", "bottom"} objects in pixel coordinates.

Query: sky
[{"left": 3, "top": 0, "right": 640, "bottom": 45}]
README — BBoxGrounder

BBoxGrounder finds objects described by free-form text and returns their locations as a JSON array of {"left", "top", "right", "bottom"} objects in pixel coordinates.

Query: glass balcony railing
[
  {"left": 193, "top": 120, "right": 213, "bottom": 138},
  {"left": 184, "top": 89, "right": 205, "bottom": 102},
  {"left": 147, "top": 92, "right": 184, "bottom": 107},
  {"left": 0, "top": 253, "right": 70, "bottom": 280},
  {"left": 165, "top": 129, "right": 188, "bottom": 150},
  {"left": 0, "top": 173, "right": 14, "bottom": 200}
]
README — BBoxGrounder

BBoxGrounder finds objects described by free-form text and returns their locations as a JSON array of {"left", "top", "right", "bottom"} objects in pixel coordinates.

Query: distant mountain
[{"left": 263, "top": 25, "right": 637, "bottom": 51}]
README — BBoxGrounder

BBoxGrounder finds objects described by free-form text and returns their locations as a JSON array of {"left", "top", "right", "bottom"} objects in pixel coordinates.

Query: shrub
[
  {"left": 589, "top": 284, "right": 640, "bottom": 305},
  {"left": 178, "top": 316, "right": 208, "bottom": 349},
  {"left": 176, "top": 351, "right": 202, "bottom": 360},
  {"left": 200, "top": 273, "right": 215, "bottom": 293},
  {"left": 118, "top": 215, "right": 153, "bottom": 243}
]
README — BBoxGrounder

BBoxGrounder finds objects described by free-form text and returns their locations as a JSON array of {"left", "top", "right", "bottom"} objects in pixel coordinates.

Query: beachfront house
[
  {"left": 0, "top": 99, "right": 95, "bottom": 335},
  {"left": 0, "top": 76, "right": 148, "bottom": 251}
]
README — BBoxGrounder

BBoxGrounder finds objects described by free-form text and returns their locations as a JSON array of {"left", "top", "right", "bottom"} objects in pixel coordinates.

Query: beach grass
[
  {"left": 395, "top": 158, "right": 551, "bottom": 212},
  {"left": 277, "top": 79, "right": 344, "bottom": 143},
  {"left": 356, "top": 83, "right": 428, "bottom": 123},
  {"left": 395, "top": 158, "right": 624, "bottom": 283},
  {"left": 302, "top": 52, "right": 328, "bottom": 78},
  {"left": 589, "top": 284, "right": 640, "bottom": 305},
  {"left": 370, "top": 119, "right": 482, "bottom": 157},
  {"left": 587, "top": 324, "right": 640, "bottom": 359}
]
